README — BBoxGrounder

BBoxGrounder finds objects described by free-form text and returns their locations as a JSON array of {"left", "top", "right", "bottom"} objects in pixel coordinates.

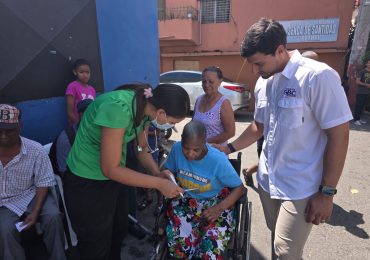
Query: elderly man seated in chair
[{"left": 0, "top": 104, "right": 66, "bottom": 260}]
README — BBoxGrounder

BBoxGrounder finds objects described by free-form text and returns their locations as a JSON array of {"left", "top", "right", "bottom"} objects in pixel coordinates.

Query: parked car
[{"left": 159, "top": 70, "right": 250, "bottom": 111}]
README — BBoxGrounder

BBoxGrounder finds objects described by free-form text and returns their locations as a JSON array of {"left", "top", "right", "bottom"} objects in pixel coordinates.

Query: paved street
[{"left": 122, "top": 111, "right": 370, "bottom": 260}]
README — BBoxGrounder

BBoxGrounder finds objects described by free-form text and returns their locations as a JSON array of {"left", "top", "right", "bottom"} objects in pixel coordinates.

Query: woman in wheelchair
[{"left": 163, "top": 121, "right": 246, "bottom": 259}]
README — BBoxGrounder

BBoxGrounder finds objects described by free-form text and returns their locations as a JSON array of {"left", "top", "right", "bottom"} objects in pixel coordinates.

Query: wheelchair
[{"left": 151, "top": 152, "right": 252, "bottom": 260}]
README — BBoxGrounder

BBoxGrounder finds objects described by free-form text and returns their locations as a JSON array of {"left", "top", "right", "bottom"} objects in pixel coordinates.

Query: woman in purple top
[
  {"left": 193, "top": 66, "right": 235, "bottom": 146},
  {"left": 65, "top": 59, "right": 96, "bottom": 124}
]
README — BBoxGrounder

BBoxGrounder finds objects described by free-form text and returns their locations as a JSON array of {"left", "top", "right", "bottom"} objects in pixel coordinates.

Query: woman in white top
[{"left": 192, "top": 66, "right": 235, "bottom": 146}]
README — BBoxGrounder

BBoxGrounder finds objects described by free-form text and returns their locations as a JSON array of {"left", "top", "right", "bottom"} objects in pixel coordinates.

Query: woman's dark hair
[
  {"left": 202, "top": 66, "right": 223, "bottom": 79},
  {"left": 73, "top": 59, "right": 91, "bottom": 70},
  {"left": 241, "top": 18, "right": 287, "bottom": 58},
  {"left": 114, "top": 83, "right": 151, "bottom": 127},
  {"left": 114, "top": 83, "right": 190, "bottom": 127},
  {"left": 181, "top": 121, "right": 206, "bottom": 144},
  {"left": 151, "top": 83, "right": 190, "bottom": 118}
]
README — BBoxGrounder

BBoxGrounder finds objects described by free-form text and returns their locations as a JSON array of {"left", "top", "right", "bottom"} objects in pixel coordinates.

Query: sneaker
[
  {"left": 128, "top": 223, "right": 146, "bottom": 240},
  {"left": 360, "top": 119, "right": 367, "bottom": 124},
  {"left": 353, "top": 120, "right": 362, "bottom": 126}
]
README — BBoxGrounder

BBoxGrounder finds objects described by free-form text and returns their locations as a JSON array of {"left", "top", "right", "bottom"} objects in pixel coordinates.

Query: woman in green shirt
[{"left": 64, "top": 83, "right": 190, "bottom": 260}]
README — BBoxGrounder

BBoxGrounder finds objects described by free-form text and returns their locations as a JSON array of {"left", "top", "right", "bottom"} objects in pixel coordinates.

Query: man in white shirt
[
  {"left": 0, "top": 104, "right": 66, "bottom": 260},
  {"left": 222, "top": 18, "right": 352, "bottom": 259}
]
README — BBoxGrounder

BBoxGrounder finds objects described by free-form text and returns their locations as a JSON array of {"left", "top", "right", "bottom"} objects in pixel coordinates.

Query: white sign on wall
[{"left": 279, "top": 18, "right": 340, "bottom": 43}]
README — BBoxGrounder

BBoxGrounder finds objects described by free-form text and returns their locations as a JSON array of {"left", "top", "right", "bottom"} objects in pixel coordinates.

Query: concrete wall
[
  {"left": 165, "top": 0, "right": 197, "bottom": 9},
  {"left": 159, "top": 19, "right": 200, "bottom": 44},
  {"left": 161, "top": 50, "right": 348, "bottom": 87},
  {"left": 163, "top": 0, "right": 352, "bottom": 52},
  {"left": 160, "top": 0, "right": 353, "bottom": 90}
]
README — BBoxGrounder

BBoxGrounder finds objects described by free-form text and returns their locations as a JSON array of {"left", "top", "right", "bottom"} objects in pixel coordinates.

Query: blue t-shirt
[{"left": 165, "top": 142, "right": 242, "bottom": 200}]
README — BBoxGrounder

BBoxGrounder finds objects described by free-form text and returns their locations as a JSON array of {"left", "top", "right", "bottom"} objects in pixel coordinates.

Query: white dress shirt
[
  {"left": 0, "top": 137, "right": 56, "bottom": 216},
  {"left": 254, "top": 50, "right": 353, "bottom": 200}
]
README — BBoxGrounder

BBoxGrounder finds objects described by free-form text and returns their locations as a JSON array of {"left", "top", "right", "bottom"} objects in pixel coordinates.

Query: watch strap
[
  {"left": 319, "top": 185, "right": 337, "bottom": 196},
  {"left": 227, "top": 143, "right": 236, "bottom": 153}
]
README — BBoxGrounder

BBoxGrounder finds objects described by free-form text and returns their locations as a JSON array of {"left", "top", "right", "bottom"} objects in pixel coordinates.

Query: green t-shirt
[{"left": 66, "top": 90, "right": 148, "bottom": 180}]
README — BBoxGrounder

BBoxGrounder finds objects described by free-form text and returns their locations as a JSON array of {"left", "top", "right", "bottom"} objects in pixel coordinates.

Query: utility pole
[
  {"left": 349, "top": 0, "right": 370, "bottom": 65},
  {"left": 347, "top": 0, "right": 370, "bottom": 106}
]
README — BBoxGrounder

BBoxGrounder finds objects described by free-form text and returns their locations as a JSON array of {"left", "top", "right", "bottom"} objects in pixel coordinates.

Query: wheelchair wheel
[
  {"left": 151, "top": 199, "right": 171, "bottom": 260},
  {"left": 235, "top": 199, "right": 252, "bottom": 260},
  {"left": 151, "top": 235, "right": 168, "bottom": 260},
  {"left": 243, "top": 201, "right": 252, "bottom": 260}
]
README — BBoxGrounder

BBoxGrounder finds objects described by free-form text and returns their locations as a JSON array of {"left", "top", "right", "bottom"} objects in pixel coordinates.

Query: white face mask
[{"left": 151, "top": 117, "right": 174, "bottom": 130}]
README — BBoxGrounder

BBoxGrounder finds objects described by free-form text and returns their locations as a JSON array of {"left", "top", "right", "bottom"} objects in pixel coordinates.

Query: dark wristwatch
[
  {"left": 227, "top": 143, "right": 236, "bottom": 153},
  {"left": 319, "top": 185, "right": 337, "bottom": 196}
]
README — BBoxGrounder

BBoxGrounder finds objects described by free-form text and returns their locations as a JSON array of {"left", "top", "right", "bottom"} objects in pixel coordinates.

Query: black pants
[
  {"left": 63, "top": 171, "right": 129, "bottom": 260},
  {"left": 353, "top": 94, "right": 369, "bottom": 121},
  {"left": 126, "top": 141, "right": 140, "bottom": 218}
]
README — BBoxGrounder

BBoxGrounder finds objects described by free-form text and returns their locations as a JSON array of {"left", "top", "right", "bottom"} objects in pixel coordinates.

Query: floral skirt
[{"left": 166, "top": 188, "right": 235, "bottom": 260}]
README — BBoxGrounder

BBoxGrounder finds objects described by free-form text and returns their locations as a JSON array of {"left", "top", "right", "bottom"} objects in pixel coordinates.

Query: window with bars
[{"left": 201, "top": 0, "right": 230, "bottom": 24}]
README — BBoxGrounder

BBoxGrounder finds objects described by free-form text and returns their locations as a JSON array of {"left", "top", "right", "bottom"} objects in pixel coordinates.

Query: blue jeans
[{"left": 353, "top": 94, "right": 369, "bottom": 121}]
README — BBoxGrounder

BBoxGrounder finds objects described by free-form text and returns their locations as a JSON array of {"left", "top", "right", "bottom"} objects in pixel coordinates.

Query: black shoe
[{"left": 128, "top": 223, "right": 146, "bottom": 240}]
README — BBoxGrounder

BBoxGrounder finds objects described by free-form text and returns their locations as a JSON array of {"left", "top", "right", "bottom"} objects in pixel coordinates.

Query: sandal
[{"left": 137, "top": 198, "right": 153, "bottom": 211}]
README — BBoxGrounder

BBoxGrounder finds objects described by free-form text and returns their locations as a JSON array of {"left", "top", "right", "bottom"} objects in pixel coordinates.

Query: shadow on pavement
[
  {"left": 249, "top": 243, "right": 268, "bottom": 260},
  {"left": 327, "top": 203, "right": 369, "bottom": 239}
]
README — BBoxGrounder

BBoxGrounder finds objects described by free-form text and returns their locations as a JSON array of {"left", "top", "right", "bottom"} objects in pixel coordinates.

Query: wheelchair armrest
[
  {"left": 230, "top": 183, "right": 248, "bottom": 205},
  {"left": 236, "top": 192, "right": 248, "bottom": 204}
]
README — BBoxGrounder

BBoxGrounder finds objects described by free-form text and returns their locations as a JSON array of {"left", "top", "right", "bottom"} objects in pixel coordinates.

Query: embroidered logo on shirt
[{"left": 283, "top": 88, "right": 297, "bottom": 97}]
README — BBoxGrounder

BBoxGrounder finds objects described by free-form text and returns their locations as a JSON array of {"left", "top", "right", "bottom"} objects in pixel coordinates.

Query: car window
[
  {"left": 178, "top": 72, "right": 201, "bottom": 83},
  {"left": 160, "top": 73, "right": 180, "bottom": 83}
]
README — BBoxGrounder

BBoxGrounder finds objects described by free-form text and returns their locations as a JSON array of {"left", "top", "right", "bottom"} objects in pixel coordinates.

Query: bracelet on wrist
[{"left": 227, "top": 143, "right": 236, "bottom": 153}]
